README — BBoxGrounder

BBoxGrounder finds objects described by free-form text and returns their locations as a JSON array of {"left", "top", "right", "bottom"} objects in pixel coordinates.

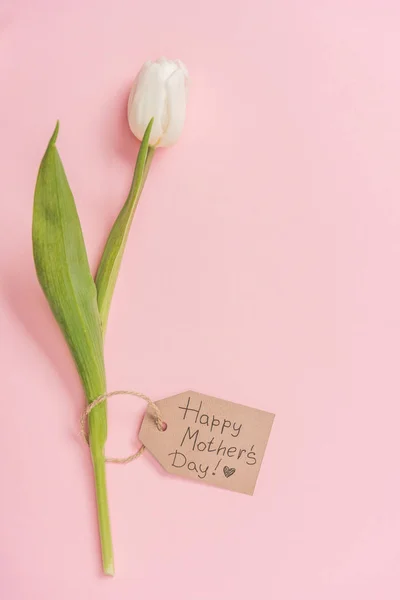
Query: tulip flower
[{"left": 128, "top": 57, "right": 188, "bottom": 147}]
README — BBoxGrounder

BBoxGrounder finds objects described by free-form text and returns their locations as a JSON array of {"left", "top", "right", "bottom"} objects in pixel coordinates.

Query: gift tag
[{"left": 139, "top": 391, "right": 275, "bottom": 495}]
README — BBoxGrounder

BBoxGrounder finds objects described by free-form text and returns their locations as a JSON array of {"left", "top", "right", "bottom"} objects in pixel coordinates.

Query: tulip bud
[{"left": 128, "top": 58, "right": 188, "bottom": 148}]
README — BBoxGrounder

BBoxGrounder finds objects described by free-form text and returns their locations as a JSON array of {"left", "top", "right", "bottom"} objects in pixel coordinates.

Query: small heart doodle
[{"left": 223, "top": 466, "right": 236, "bottom": 478}]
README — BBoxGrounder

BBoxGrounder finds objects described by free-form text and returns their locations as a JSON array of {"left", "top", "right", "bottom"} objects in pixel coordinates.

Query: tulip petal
[
  {"left": 159, "top": 67, "right": 188, "bottom": 147},
  {"left": 155, "top": 57, "right": 178, "bottom": 78},
  {"left": 128, "top": 62, "right": 165, "bottom": 145}
]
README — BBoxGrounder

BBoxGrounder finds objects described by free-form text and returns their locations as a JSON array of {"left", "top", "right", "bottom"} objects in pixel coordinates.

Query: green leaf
[
  {"left": 96, "top": 119, "right": 154, "bottom": 333},
  {"left": 33, "top": 121, "right": 106, "bottom": 430},
  {"left": 32, "top": 122, "right": 114, "bottom": 575}
]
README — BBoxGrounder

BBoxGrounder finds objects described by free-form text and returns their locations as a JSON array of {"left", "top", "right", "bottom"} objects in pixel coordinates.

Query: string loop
[{"left": 80, "top": 390, "right": 164, "bottom": 464}]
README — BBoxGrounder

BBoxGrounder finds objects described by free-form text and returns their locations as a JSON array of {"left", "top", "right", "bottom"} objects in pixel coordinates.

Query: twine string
[{"left": 80, "top": 390, "right": 164, "bottom": 464}]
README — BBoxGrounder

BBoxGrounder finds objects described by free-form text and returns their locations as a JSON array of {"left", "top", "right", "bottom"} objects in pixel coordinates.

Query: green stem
[
  {"left": 90, "top": 148, "right": 156, "bottom": 572},
  {"left": 86, "top": 378, "right": 113, "bottom": 575},
  {"left": 91, "top": 123, "right": 155, "bottom": 576},
  {"left": 91, "top": 447, "right": 114, "bottom": 575}
]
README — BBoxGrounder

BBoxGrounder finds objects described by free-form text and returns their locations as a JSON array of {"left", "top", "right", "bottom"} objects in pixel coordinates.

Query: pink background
[{"left": 1, "top": 0, "right": 400, "bottom": 598}]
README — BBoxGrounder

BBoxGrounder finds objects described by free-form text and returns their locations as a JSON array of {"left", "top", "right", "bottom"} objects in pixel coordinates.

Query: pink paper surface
[{"left": 1, "top": 1, "right": 400, "bottom": 598}]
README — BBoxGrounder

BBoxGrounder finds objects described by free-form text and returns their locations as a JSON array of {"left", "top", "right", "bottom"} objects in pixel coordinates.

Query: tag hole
[{"left": 161, "top": 422, "right": 167, "bottom": 432}]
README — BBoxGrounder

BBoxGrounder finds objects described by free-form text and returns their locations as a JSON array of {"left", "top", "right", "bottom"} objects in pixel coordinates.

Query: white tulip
[{"left": 128, "top": 58, "right": 188, "bottom": 148}]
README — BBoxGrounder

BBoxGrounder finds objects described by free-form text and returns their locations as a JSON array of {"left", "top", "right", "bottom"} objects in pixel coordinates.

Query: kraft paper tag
[{"left": 139, "top": 391, "right": 275, "bottom": 495}]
